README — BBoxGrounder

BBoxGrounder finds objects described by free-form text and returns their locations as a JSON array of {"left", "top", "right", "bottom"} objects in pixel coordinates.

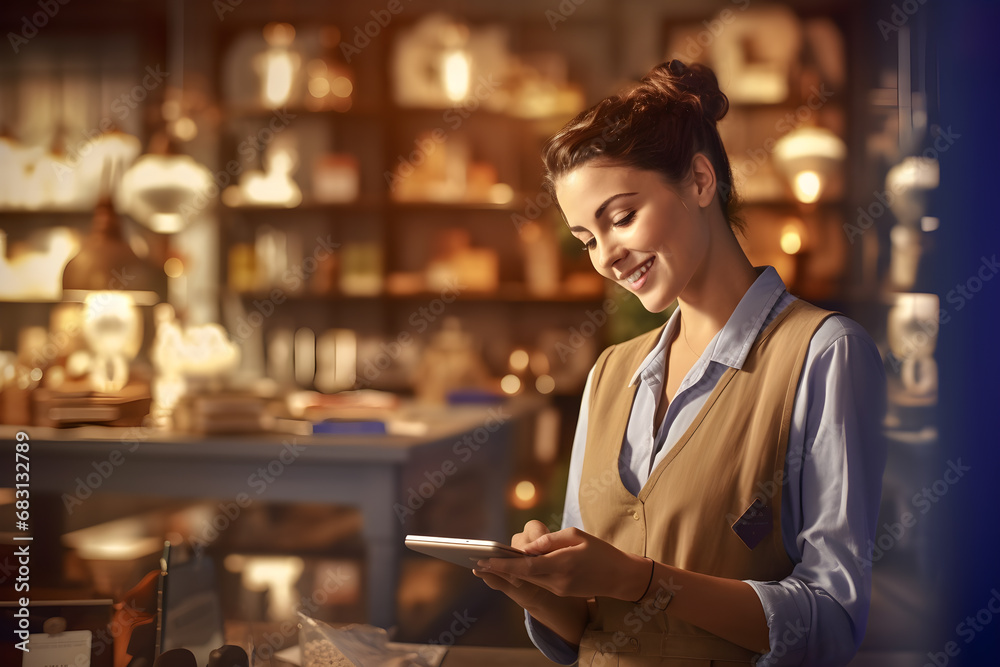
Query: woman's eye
[
  {"left": 581, "top": 238, "right": 596, "bottom": 252},
  {"left": 613, "top": 211, "right": 636, "bottom": 227}
]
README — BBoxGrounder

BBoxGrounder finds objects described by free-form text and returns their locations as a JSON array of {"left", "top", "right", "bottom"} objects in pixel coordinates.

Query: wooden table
[
  {"left": 441, "top": 646, "right": 557, "bottom": 666},
  {"left": 0, "top": 399, "right": 534, "bottom": 629}
]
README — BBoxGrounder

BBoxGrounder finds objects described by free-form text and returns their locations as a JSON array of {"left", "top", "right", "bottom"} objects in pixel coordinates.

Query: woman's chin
[{"left": 637, "top": 293, "right": 674, "bottom": 314}]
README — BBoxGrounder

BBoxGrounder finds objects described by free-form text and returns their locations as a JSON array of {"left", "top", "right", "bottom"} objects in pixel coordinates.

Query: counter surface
[{"left": 0, "top": 398, "right": 540, "bottom": 629}]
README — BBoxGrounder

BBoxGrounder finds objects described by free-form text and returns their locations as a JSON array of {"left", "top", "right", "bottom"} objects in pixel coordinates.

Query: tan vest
[{"left": 577, "top": 299, "right": 834, "bottom": 667}]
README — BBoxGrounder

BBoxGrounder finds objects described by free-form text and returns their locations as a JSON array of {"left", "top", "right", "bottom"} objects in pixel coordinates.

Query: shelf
[
  {"left": 385, "top": 104, "right": 573, "bottom": 123},
  {"left": 740, "top": 198, "right": 844, "bottom": 208},
  {"left": 223, "top": 104, "right": 386, "bottom": 121},
  {"left": 0, "top": 298, "right": 63, "bottom": 304},
  {"left": 229, "top": 286, "right": 605, "bottom": 303},
  {"left": 221, "top": 195, "right": 541, "bottom": 215},
  {"left": 387, "top": 286, "right": 605, "bottom": 302},
  {"left": 223, "top": 199, "right": 384, "bottom": 214},
  {"left": 0, "top": 208, "right": 95, "bottom": 218},
  {"left": 387, "top": 198, "right": 529, "bottom": 212}
]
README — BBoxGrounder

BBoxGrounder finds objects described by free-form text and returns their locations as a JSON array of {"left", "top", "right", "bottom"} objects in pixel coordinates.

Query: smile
[{"left": 625, "top": 258, "right": 654, "bottom": 285}]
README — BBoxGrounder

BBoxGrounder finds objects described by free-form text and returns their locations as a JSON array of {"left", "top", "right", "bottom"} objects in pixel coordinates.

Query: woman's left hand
[{"left": 477, "top": 527, "right": 649, "bottom": 601}]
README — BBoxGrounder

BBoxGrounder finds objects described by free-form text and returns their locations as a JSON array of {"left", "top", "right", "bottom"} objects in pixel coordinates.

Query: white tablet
[{"left": 404, "top": 535, "right": 532, "bottom": 569}]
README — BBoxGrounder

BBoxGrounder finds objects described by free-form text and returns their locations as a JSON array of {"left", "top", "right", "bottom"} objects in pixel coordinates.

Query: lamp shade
[
  {"left": 63, "top": 195, "right": 155, "bottom": 294},
  {"left": 772, "top": 126, "right": 846, "bottom": 203},
  {"left": 117, "top": 152, "right": 214, "bottom": 233}
]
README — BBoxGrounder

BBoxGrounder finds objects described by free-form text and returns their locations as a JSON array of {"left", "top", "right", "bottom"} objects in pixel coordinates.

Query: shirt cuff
[
  {"left": 524, "top": 610, "right": 579, "bottom": 665},
  {"left": 744, "top": 579, "right": 810, "bottom": 667}
]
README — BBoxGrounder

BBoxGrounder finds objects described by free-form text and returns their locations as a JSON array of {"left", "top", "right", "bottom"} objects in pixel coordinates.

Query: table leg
[{"left": 358, "top": 464, "right": 402, "bottom": 630}]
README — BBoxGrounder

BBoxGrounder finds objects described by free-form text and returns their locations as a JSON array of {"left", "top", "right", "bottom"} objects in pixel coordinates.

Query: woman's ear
[{"left": 690, "top": 153, "right": 717, "bottom": 208}]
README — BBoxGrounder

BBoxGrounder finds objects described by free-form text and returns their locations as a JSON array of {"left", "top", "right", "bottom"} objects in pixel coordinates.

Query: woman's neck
[{"left": 676, "top": 221, "right": 758, "bottom": 348}]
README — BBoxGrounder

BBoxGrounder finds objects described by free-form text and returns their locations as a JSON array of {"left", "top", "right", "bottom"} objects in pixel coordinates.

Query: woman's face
[{"left": 555, "top": 162, "right": 710, "bottom": 313}]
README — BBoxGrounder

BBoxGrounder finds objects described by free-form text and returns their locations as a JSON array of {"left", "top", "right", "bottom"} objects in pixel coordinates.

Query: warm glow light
[
  {"left": 83, "top": 292, "right": 139, "bottom": 356},
  {"left": 240, "top": 556, "right": 304, "bottom": 620},
  {"left": 260, "top": 23, "right": 299, "bottom": 109},
  {"left": 75, "top": 537, "right": 164, "bottom": 560},
  {"left": 442, "top": 50, "right": 470, "bottom": 102},
  {"left": 164, "top": 257, "right": 184, "bottom": 278},
  {"left": 535, "top": 374, "right": 555, "bottom": 394},
  {"left": 792, "top": 170, "right": 822, "bottom": 204},
  {"left": 511, "top": 479, "right": 538, "bottom": 509},
  {"left": 118, "top": 153, "right": 215, "bottom": 233},
  {"left": 309, "top": 76, "right": 331, "bottom": 98},
  {"left": 330, "top": 76, "right": 353, "bottom": 98},
  {"left": 489, "top": 183, "right": 514, "bottom": 204},
  {"left": 773, "top": 127, "right": 845, "bottom": 205},
  {"left": 224, "top": 554, "right": 246, "bottom": 572},
  {"left": 172, "top": 117, "right": 198, "bottom": 142},
  {"left": 509, "top": 349, "right": 529, "bottom": 371},
  {"left": 222, "top": 187, "right": 242, "bottom": 207},
  {"left": 263, "top": 22, "right": 296, "bottom": 46},
  {"left": 515, "top": 481, "right": 536, "bottom": 503},
  {"left": 529, "top": 352, "right": 550, "bottom": 376},
  {"left": 921, "top": 216, "right": 940, "bottom": 232},
  {"left": 63, "top": 517, "right": 164, "bottom": 560},
  {"left": 500, "top": 374, "right": 521, "bottom": 394},
  {"left": 162, "top": 99, "right": 182, "bottom": 121},
  {"left": 263, "top": 50, "right": 296, "bottom": 108},
  {"left": 0, "top": 227, "right": 79, "bottom": 300},
  {"left": 780, "top": 226, "right": 803, "bottom": 255},
  {"left": 240, "top": 147, "right": 302, "bottom": 207},
  {"left": 307, "top": 58, "right": 328, "bottom": 78}
]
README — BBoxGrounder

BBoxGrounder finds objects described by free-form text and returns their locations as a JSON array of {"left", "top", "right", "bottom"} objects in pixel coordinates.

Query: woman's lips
[{"left": 624, "top": 258, "right": 654, "bottom": 290}]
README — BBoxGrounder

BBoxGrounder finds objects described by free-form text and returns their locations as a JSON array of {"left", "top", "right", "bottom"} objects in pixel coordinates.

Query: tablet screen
[{"left": 404, "top": 535, "right": 532, "bottom": 569}]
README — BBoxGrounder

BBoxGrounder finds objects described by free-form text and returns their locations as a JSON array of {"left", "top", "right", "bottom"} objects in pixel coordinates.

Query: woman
[{"left": 473, "top": 60, "right": 887, "bottom": 666}]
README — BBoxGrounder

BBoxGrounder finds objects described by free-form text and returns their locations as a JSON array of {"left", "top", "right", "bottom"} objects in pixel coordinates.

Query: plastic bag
[{"left": 297, "top": 612, "right": 445, "bottom": 667}]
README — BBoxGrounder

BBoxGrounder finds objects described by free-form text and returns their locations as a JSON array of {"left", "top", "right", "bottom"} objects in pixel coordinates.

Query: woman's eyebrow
[{"left": 594, "top": 192, "right": 637, "bottom": 219}]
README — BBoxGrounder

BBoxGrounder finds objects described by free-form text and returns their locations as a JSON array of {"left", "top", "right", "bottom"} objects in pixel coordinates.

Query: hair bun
[
  {"left": 542, "top": 59, "right": 743, "bottom": 233},
  {"left": 645, "top": 60, "right": 729, "bottom": 124}
]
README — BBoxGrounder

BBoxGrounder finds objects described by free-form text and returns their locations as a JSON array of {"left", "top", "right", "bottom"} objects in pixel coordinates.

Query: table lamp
[{"left": 62, "top": 178, "right": 156, "bottom": 393}]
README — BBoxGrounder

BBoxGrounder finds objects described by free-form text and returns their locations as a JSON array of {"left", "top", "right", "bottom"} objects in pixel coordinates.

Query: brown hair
[{"left": 542, "top": 60, "right": 743, "bottom": 232}]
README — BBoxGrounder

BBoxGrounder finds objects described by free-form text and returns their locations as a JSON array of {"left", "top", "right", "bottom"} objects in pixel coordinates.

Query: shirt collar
[{"left": 627, "top": 266, "right": 788, "bottom": 387}]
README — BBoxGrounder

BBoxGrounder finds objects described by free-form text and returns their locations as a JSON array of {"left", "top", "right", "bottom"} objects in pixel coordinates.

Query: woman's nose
[{"left": 596, "top": 237, "right": 626, "bottom": 271}]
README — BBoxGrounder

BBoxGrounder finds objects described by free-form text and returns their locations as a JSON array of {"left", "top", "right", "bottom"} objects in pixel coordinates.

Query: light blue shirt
[{"left": 526, "top": 266, "right": 887, "bottom": 666}]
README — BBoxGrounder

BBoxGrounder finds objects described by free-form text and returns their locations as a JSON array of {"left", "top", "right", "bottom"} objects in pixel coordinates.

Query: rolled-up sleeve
[{"left": 746, "top": 322, "right": 888, "bottom": 666}]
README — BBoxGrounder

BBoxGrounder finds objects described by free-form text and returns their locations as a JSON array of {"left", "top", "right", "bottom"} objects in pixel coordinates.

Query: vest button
[{"left": 631, "top": 511, "right": 640, "bottom": 520}]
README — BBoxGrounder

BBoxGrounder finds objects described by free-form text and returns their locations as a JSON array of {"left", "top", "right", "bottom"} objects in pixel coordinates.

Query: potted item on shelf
[
  {"left": 425, "top": 228, "right": 498, "bottom": 293},
  {"left": 339, "top": 242, "right": 383, "bottom": 296}
]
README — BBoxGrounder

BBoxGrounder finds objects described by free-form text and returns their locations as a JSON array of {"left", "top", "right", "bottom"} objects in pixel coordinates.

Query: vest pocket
[{"left": 580, "top": 648, "right": 620, "bottom": 667}]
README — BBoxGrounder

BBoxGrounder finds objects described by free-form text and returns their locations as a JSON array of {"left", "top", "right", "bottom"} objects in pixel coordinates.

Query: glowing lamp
[
  {"left": 257, "top": 23, "right": 300, "bottom": 109},
  {"left": 773, "top": 127, "right": 846, "bottom": 204},
  {"left": 118, "top": 151, "right": 214, "bottom": 233},
  {"left": 442, "top": 49, "right": 471, "bottom": 102}
]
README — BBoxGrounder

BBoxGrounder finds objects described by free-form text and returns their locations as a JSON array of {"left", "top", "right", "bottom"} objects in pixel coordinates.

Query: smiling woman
[{"left": 472, "top": 60, "right": 888, "bottom": 667}]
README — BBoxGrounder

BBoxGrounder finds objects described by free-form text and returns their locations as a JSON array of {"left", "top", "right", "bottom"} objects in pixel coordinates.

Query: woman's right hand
[
  {"left": 473, "top": 520, "right": 589, "bottom": 646},
  {"left": 473, "top": 520, "right": 552, "bottom": 603},
  {"left": 512, "top": 519, "right": 552, "bottom": 549}
]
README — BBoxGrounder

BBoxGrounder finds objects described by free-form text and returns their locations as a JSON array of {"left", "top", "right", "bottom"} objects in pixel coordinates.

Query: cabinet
[
  {"left": 0, "top": 8, "right": 170, "bottom": 405},
  {"left": 212, "top": 13, "right": 609, "bottom": 398}
]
